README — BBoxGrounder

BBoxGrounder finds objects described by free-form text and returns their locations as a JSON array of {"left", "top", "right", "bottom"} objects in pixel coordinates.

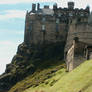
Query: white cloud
[
  {"left": 0, "top": 0, "right": 54, "bottom": 4},
  {"left": 57, "top": 0, "right": 92, "bottom": 10},
  {"left": 0, "top": 41, "right": 21, "bottom": 74},
  {"left": 0, "top": 41, "right": 17, "bottom": 45},
  {"left": 0, "top": 0, "right": 91, "bottom": 10},
  {"left": 0, "top": 10, "right": 26, "bottom": 20},
  {"left": 0, "top": 29, "right": 24, "bottom": 35}
]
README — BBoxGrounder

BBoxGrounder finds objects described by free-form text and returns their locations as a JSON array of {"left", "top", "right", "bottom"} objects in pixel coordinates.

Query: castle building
[{"left": 24, "top": 2, "right": 92, "bottom": 71}]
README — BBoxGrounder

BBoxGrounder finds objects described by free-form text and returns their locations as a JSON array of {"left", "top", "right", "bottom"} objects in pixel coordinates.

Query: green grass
[
  {"left": 8, "top": 60, "right": 66, "bottom": 92},
  {"left": 9, "top": 60, "right": 92, "bottom": 92},
  {"left": 23, "top": 60, "right": 92, "bottom": 92},
  {"left": 51, "top": 60, "right": 92, "bottom": 92}
]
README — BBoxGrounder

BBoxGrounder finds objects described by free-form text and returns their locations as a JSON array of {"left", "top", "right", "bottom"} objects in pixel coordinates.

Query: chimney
[{"left": 53, "top": 3, "right": 57, "bottom": 10}]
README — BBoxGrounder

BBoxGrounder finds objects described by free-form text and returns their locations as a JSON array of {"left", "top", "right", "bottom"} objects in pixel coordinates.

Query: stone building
[
  {"left": 24, "top": 2, "right": 92, "bottom": 71},
  {"left": 66, "top": 38, "right": 92, "bottom": 71},
  {"left": 65, "top": 13, "right": 92, "bottom": 71}
]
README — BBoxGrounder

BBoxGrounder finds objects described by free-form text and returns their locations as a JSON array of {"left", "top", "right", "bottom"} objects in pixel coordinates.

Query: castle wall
[
  {"left": 66, "top": 41, "right": 87, "bottom": 71},
  {"left": 73, "top": 42, "right": 87, "bottom": 68},
  {"left": 66, "top": 44, "right": 74, "bottom": 71},
  {"left": 87, "top": 47, "right": 92, "bottom": 60},
  {"left": 65, "top": 23, "right": 92, "bottom": 53},
  {"left": 73, "top": 56, "right": 86, "bottom": 68},
  {"left": 89, "top": 52, "right": 92, "bottom": 59},
  {"left": 24, "top": 14, "right": 68, "bottom": 45}
]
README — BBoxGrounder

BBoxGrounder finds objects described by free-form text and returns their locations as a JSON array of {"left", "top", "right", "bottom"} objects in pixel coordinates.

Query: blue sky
[{"left": 0, "top": 0, "right": 92, "bottom": 74}]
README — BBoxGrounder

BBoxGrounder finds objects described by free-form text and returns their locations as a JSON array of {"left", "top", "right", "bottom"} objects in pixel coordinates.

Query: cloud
[
  {"left": 0, "top": 0, "right": 54, "bottom": 4},
  {"left": 0, "top": 41, "right": 17, "bottom": 45},
  {"left": 0, "top": 40, "right": 21, "bottom": 74},
  {"left": 57, "top": 0, "right": 92, "bottom": 10},
  {"left": 0, "top": 10, "right": 26, "bottom": 20},
  {"left": 0, "top": 0, "right": 91, "bottom": 11},
  {"left": 0, "top": 29, "right": 24, "bottom": 35}
]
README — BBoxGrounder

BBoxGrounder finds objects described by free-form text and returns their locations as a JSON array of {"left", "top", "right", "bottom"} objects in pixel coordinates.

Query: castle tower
[
  {"left": 32, "top": 3, "right": 36, "bottom": 12},
  {"left": 24, "top": 11, "right": 32, "bottom": 45},
  {"left": 37, "top": 3, "right": 40, "bottom": 10},
  {"left": 24, "top": 11, "right": 29, "bottom": 44},
  {"left": 88, "top": 12, "right": 92, "bottom": 24},
  {"left": 53, "top": 3, "right": 57, "bottom": 10},
  {"left": 68, "top": 2, "right": 74, "bottom": 9},
  {"left": 86, "top": 5, "right": 90, "bottom": 14}
]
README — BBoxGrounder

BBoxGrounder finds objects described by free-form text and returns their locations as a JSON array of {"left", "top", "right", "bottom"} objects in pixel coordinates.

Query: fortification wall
[
  {"left": 24, "top": 14, "right": 68, "bottom": 45},
  {"left": 73, "top": 56, "right": 86, "bottom": 68},
  {"left": 66, "top": 44, "right": 74, "bottom": 71},
  {"left": 66, "top": 41, "right": 87, "bottom": 71},
  {"left": 65, "top": 23, "right": 92, "bottom": 52}
]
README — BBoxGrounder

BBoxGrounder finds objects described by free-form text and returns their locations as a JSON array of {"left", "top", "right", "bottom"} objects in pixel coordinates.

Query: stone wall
[
  {"left": 66, "top": 41, "right": 87, "bottom": 71},
  {"left": 89, "top": 52, "right": 92, "bottom": 59},
  {"left": 24, "top": 14, "right": 68, "bottom": 45},
  {"left": 66, "top": 44, "right": 74, "bottom": 71},
  {"left": 87, "top": 47, "right": 92, "bottom": 59},
  {"left": 65, "top": 23, "right": 92, "bottom": 53},
  {"left": 73, "top": 56, "right": 86, "bottom": 68}
]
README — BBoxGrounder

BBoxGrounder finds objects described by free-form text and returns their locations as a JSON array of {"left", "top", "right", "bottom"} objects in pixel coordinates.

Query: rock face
[
  {"left": 0, "top": 42, "right": 65, "bottom": 92},
  {"left": 0, "top": 43, "right": 35, "bottom": 92}
]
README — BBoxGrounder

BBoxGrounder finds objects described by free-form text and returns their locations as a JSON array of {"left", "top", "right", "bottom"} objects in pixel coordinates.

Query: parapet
[
  {"left": 29, "top": 2, "right": 90, "bottom": 19},
  {"left": 44, "top": 5, "right": 49, "bottom": 9}
]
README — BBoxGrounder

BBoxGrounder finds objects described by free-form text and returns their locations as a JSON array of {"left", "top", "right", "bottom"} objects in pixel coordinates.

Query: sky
[{"left": 0, "top": 0, "right": 92, "bottom": 75}]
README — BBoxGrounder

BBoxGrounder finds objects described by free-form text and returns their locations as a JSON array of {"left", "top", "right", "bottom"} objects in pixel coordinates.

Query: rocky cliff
[{"left": 0, "top": 42, "right": 65, "bottom": 92}]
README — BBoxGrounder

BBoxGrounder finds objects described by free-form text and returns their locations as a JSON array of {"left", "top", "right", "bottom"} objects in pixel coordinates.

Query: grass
[
  {"left": 8, "top": 60, "right": 66, "bottom": 92},
  {"left": 8, "top": 60, "right": 92, "bottom": 92},
  {"left": 50, "top": 60, "right": 92, "bottom": 92},
  {"left": 24, "top": 60, "right": 92, "bottom": 92}
]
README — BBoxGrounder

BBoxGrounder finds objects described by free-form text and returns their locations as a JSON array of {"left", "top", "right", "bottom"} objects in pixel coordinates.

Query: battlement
[
  {"left": 29, "top": 2, "right": 90, "bottom": 18},
  {"left": 26, "top": 2, "right": 90, "bottom": 26}
]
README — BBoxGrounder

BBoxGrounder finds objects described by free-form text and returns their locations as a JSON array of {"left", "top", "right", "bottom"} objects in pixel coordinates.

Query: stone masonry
[{"left": 24, "top": 2, "right": 92, "bottom": 71}]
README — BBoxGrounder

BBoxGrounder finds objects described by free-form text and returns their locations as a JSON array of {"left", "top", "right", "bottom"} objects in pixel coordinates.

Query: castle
[{"left": 24, "top": 2, "right": 92, "bottom": 71}]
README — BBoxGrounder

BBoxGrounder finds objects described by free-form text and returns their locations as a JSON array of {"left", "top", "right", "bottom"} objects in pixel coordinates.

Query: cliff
[{"left": 0, "top": 42, "right": 65, "bottom": 92}]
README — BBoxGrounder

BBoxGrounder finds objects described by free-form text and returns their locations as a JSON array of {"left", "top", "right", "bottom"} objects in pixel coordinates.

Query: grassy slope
[
  {"left": 9, "top": 60, "right": 92, "bottom": 92},
  {"left": 8, "top": 60, "right": 66, "bottom": 92},
  {"left": 24, "top": 60, "right": 92, "bottom": 92}
]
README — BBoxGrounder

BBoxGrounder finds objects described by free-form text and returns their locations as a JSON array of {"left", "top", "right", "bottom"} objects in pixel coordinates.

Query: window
[
  {"left": 58, "top": 13, "right": 61, "bottom": 17},
  {"left": 69, "top": 12, "right": 73, "bottom": 17},
  {"left": 42, "top": 25, "right": 45, "bottom": 30},
  {"left": 77, "top": 18, "right": 81, "bottom": 22},
  {"left": 42, "top": 17, "right": 46, "bottom": 22},
  {"left": 56, "top": 18, "right": 60, "bottom": 24}
]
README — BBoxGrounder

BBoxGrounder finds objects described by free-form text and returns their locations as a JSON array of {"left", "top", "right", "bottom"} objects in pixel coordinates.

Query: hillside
[
  {"left": 9, "top": 60, "right": 92, "bottom": 92},
  {"left": 0, "top": 42, "right": 65, "bottom": 92}
]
